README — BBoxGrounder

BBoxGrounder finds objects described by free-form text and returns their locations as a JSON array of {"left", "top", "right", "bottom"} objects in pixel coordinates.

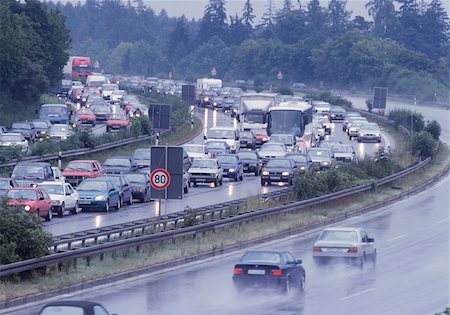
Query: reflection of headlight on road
[
  {"left": 228, "top": 168, "right": 235, "bottom": 172},
  {"left": 95, "top": 195, "right": 106, "bottom": 201},
  {"left": 262, "top": 171, "right": 269, "bottom": 176},
  {"left": 24, "top": 205, "right": 31, "bottom": 211},
  {"left": 282, "top": 171, "right": 290, "bottom": 176}
]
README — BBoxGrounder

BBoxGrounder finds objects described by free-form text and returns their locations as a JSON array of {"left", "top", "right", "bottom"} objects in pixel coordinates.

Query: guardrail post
[
  {"left": 100, "top": 253, "right": 104, "bottom": 261},
  {"left": 86, "top": 256, "right": 90, "bottom": 267},
  {"left": 73, "top": 259, "right": 77, "bottom": 269}
]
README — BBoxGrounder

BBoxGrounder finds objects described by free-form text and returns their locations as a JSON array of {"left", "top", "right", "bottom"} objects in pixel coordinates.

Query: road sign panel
[
  {"left": 277, "top": 70, "right": 283, "bottom": 80},
  {"left": 150, "top": 169, "right": 171, "bottom": 190},
  {"left": 211, "top": 67, "right": 217, "bottom": 76},
  {"left": 150, "top": 146, "right": 184, "bottom": 200},
  {"left": 148, "top": 104, "right": 170, "bottom": 130},
  {"left": 373, "top": 87, "right": 387, "bottom": 109}
]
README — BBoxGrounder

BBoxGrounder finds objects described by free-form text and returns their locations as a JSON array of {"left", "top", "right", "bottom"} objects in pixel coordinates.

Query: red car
[
  {"left": 106, "top": 114, "right": 130, "bottom": 131},
  {"left": 77, "top": 108, "right": 96, "bottom": 126},
  {"left": 71, "top": 87, "right": 83, "bottom": 103},
  {"left": 62, "top": 160, "right": 105, "bottom": 186},
  {"left": 6, "top": 187, "right": 52, "bottom": 221}
]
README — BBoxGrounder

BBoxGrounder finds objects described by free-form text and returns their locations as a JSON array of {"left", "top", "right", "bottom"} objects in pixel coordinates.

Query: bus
[{"left": 266, "top": 101, "right": 313, "bottom": 152}]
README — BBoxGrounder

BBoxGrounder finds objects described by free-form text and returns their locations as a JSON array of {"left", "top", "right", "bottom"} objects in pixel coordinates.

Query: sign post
[{"left": 150, "top": 168, "right": 171, "bottom": 225}]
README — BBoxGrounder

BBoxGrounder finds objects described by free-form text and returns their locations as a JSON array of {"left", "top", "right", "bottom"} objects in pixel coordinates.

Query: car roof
[
  {"left": 106, "top": 155, "right": 130, "bottom": 159},
  {"left": 9, "top": 187, "right": 40, "bottom": 191},
  {"left": 16, "top": 162, "right": 51, "bottom": 166},
  {"left": 322, "top": 227, "right": 361, "bottom": 232},
  {"left": 209, "top": 127, "right": 235, "bottom": 131},
  {"left": 42, "top": 300, "right": 103, "bottom": 307},
  {"left": 69, "top": 160, "right": 100, "bottom": 163},
  {"left": 39, "top": 181, "right": 65, "bottom": 185},
  {"left": 1, "top": 133, "right": 22, "bottom": 136}
]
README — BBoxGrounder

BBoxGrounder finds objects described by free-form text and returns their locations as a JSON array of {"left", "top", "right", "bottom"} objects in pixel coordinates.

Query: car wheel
[
  {"left": 213, "top": 178, "right": 219, "bottom": 187},
  {"left": 58, "top": 203, "right": 65, "bottom": 218},
  {"left": 128, "top": 195, "right": 133, "bottom": 205},
  {"left": 193, "top": 181, "right": 198, "bottom": 187},
  {"left": 289, "top": 178, "right": 293, "bottom": 186},
  {"left": 219, "top": 177, "right": 223, "bottom": 185},
  {"left": 239, "top": 173, "right": 243, "bottom": 181},
  {"left": 234, "top": 175, "right": 238, "bottom": 182},
  {"left": 105, "top": 200, "right": 110, "bottom": 212},
  {"left": 184, "top": 184, "right": 189, "bottom": 193},
  {"left": 71, "top": 202, "right": 80, "bottom": 215},
  {"left": 358, "top": 139, "right": 361, "bottom": 143},
  {"left": 261, "top": 180, "right": 266, "bottom": 185},
  {"left": 282, "top": 277, "right": 291, "bottom": 294},
  {"left": 116, "top": 199, "right": 121, "bottom": 210},
  {"left": 299, "top": 275, "right": 306, "bottom": 292},
  {"left": 44, "top": 209, "right": 52, "bottom": 222},
  {"left": 119, "top": 196, "right": 123, "bottom": 207}
]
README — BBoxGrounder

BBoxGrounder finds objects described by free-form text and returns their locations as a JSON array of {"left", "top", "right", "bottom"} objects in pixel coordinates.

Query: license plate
[
  {"left": 270, "top": 176, "right": 281, "bottom": 180},
  {"left": 79, "top": 200, "right": 91, "bottom": 205},
  {"left": 248, "top": 269, "right": 265, "bottom": 275},
  {"left": 322, "top": 248, "right": 347, "bottom": 253}
]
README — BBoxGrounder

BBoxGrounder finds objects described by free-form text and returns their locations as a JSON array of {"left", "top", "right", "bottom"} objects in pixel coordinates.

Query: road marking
[
  {"left": 386, "top": 234, "right": 406, "bottom": 242},
  {"left": 340, "top": 288, "right": 375, "bottom": 301},
  {"left": 436, "top": 217, "right": 450, "bottom": 224}
]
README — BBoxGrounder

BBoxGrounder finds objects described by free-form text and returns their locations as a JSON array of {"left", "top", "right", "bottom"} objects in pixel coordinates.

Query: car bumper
[
  {"left": 131, "top": 191, "right": 146, "bottom": 199},
  {"left": 261, "top": 175, "right": 291, "bottom": 182},
  {"left": 243, "top": 164, "right": 259, "bottom": 173},
  {"left": 358, "top": 135, "right": 381, "bottom": 142},
  {"left": 78, "top": 200, "right": 108, "bottom": 208},
  {"left": 233, "top": 275, "right": 288, "bottom": 289},
  {"left": 190, "top": 176, "right": 216, "bottom": 183}
]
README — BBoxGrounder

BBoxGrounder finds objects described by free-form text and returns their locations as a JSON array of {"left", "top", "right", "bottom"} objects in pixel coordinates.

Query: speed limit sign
[{"left": 150, "top": 169, "right": 171, "bottom": 190}]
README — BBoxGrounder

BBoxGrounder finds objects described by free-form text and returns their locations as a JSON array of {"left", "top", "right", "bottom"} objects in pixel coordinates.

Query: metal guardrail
[{"left": 0, "top": 156, "right": 431, "bottom": 278}]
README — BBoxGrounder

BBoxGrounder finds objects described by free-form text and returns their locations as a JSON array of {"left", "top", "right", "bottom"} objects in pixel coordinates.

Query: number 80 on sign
[{"left": 150, "top": 169, "right": 171, "bottom": 190}]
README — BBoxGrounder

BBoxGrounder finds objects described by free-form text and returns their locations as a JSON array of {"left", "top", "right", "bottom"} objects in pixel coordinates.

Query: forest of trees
[{"left": 0, "top": 0, "right": 71, "bottom": 102}]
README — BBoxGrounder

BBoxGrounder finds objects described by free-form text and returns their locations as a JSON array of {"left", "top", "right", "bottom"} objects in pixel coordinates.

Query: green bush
[
  {"left": 276, "top": 86, "right": 293, "bottom": 95},
  {"left": 411, "top": 131, "right": 437, "bottom": 158},
  {"left": 31, "top": 140, "right": 59, "bottom": 156},
  {"left": 387, "top": 109, "right": 425, "bottom": 133},
  {"left": 306, "top": 90, "right": 353, "bottom": 108},
  {"left": 424, "top": 120, "right": 441, "bottom": 140},
  {"left": 0, "top": 147, "right": 23, "bottom": 163}
]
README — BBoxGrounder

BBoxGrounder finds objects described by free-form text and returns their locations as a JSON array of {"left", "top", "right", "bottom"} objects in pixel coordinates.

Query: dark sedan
[
  {"left": 38, "top": 300, "right": 117, "bottom": 315},
  {"left": 103, "top": 156, "right": 135, "bottom": 174},
  {"left": 31, "top": 119, "right": 52, "bottom": 140},
  {"left": 216, "top": 154, "right": 243, "bottom": 181},
  {"left": 239, "top": 130, "right": 256, "bottom": 150},
  {"left": 96, "top": 174, "right": 133, "bottom": 206},
  {"left": 131, "top": 148, "right": 151, "bottom": 168},
  {"left": 233, "top": 250, "right": 306, "bottom": 293},
  {"left": 237, "top": 150, "right": 261, "bottom": 176},
  {"left": 124, "top": 172, "right": 151, "bottom": 202},
  {"left": 10, "top": 122, "right": 36, "bottom": 142},
  {"left": 284, "top": 153, "right": 313, "bottom": 172},
  {"left": 204, "top": 140, "right": 230, "bottom": 157},
  {"left": 261, "top": 158, "right": 297, "bottom": 186},
  {"left": 328, "top": 106, "right": 347, "bottom": 121}
]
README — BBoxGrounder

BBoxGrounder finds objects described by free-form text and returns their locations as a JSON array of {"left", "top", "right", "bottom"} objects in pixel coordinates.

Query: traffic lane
[
  {"left": 346, "top": 95, "right": 450, "bottom": 143},
  {"left": 16, "top": 170, "right": 449, "bottom": 315}
]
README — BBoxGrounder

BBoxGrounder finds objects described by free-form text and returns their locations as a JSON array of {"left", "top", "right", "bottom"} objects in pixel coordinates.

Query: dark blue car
[
  {"left": 216, "top": 154, "right": 243, "bottom": 181},
  {"left": 76, "top": 178, "right": 121, "bottom": 212}
]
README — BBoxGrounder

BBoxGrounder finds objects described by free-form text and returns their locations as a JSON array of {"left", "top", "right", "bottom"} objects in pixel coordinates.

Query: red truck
[
  {"left": 62, "top": 160, "right": 105, "bottom": 186},
  {"left": 71, "top": 56, "right": 92, "bottom": 83}
]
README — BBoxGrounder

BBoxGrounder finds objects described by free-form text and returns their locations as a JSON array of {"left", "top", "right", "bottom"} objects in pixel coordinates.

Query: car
[
  {"left": 106, "top": 114, "right": 130, "bottom": 132},
  {"left": 313, "top": 115, "right": 332, "bottom": 135},
  {"left": 199, "top": 91, "right": 216, "bottom": 108},
  {"left": 211, "top": 96, "right": 224, "bottom": 110},
  {"left": 239, "top": 130, "right": 257, "bottom": 150},
  {"left": 10, "top": 121, "right": 37, "bottom": 142},
  {"left": 348, "top": 121, "right": 368, "bottom": 140},
  {"left": 63, "top": 160, "right": 105, "bottom": 186},
  {"left": 237, "top": 150, "right": 261, "bottom": 176},
  {"left": 76, "top": 178, "right": 121, "bottom": 212},
  {"left": 284, "top": 153, "right": 313, "bottom": 172},
  {"left": 38, "top": 300, "right": 117, "bottom": 315},
  {"left": 97, "top": 174, "right": 133, "bottom": 206},
  {"left": 261, "top": 158, "right": 297, "bottom": 186},
  {"left": 311, "top": 122, "right": 325, "bottom": 140},
  {"left": 101, "top": 83, "right": 119, "bottom": 100},
  {"left": 328, "top": 106, "right": 347, "bottom": 121},
  {"left": 216, "top": 154, "right": 244, "bottom": 181},
  {"left": 204, "top": 139, "right": 230, "bottom": 157},
  {"left": 307, "top": 148, "right": 334, "bottom": 169},
  {"left": 123, "top": 172, "right": 151, "bottom": 203},
  {"left": 313, "top": 101, "right": 331, "bottom": 115},
  {"left": 344, "top": 116, "right": 367, "bottom": 133},
  {"left": 312, "top": 227, "right": 376, "bottom": 265},
  {"left": 188, "top": 158, "right": 223, "bottom": 187},
  {"left": 49, "top": 124, "right": 74, "bottom": 141},
  {"left": 222, "top": 98, "right": 234, "bottom": 112},
  {"left": 0, "top": 178, "right": 18, "bottom": 197},
  {"left": 71, "top": 87, "right": 84, "bottom": 103},
  {"left": 233, "top": 250, "right": 306, "bottom": 293},
  {"left": 38, "top": 181, "right": 80, "bottom": 217},
  {"left": 342, "top": 112, "right": 362, "bottom": 131},
  {"left": 269, "top": 134, "right": 297, "bottom": 152},
  {"left": 6, "top": 187, "right": 52, "bottom": 221},
  {"left": 358, "top": 122, "right": 382, "bottom": 143},
  {"left": 38, "top": 104, "right": 70, "bottom": 124},
  {"left": 205, "top": 127, "right": 240, "bottom": 153},
  {"left": 77, "top": 108, "right": 96, "bottom": 126},
  {"left": 92, "top": 105, "right": 111, "bottom": 121},
  {"left": 0, "top": 126, "right": 7, "bottom": 134},
  {"left": 331, "top": 144, "right": 356, "bottom": 163},
  {"left": 31, "top": 119, "right": 52, "bottom": 140},
  {"left": 258, "top": 142, "right": 287, "bottom": 166},
  {"left": 110, "top": 90, "right": 126, "bottom": 104},
  {"left": 103, "top": 156, "right": 135, "bottom": 174},
  {"left": 183, "top": 144, "right": 209, "bottom": 160},
  {"left": 0, "top": 133, "right": 28, "bottom": 152},
  {"left": 131, "top": 148, "right": 151, "bottom": 168},
  {"left": 11, "top": 162, "right": 57, "bottom": 187}
]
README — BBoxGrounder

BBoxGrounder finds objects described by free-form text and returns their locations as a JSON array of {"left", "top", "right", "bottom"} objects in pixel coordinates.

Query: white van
[
  {"left": 86, "top": 75, "right": 107, "bottom": 88},
  {"left": 206, "top": 127, "right": 240, "bottom": 153}
]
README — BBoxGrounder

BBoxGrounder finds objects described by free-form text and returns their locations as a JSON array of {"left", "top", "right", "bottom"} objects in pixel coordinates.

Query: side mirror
[
  {"left": 66, "top": 192, "right": 71, "bottom": 196},
  {"left": 367, "top": 238, "right": 374, "bottom": 243},
  {"left": 296, "top": 259, "right": 302, "bottom": 264},
  {"left": 39, "top": 196, "right": 45, "bottom": 200},
  {"left": 35, "top": 109, "right": 38, "bottom": 115},
  {"left": 203, "top": 135, "right": 207, "bottom": 140}
]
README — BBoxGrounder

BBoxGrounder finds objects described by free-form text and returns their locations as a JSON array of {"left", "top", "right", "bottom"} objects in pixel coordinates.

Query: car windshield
[
  {"left": 270, "top": 135, "right": 294, "bottom": 145},
  {"left": 39, "top": 184, "right": 64, "bottom": 195},
  {"left": 6, "top": 189, "right": 37, "bottom": 200},
  {"left": 362, "top": 124, "right": 380, "bottom": 130},
  {"left": 183, "top": 145, "right": 204, "bottom": 153},
  {"left": 12, "top": 166, "right": 45, "bottom": 179},
  {"left": 239, "top": 131, "right": 253, "bottom": 138},
  {"left": 208, "top": 129, "right": 234, "bottom": 139},
  {"left": 77, "top": 181, "right": 107, "bottom": 191},
  {"left": 93, "top": 107, "right": 110, "bottom": 113},
  {"left": 308, "top": 149, "right": 330, "bottom": 157},
  {"left": 39, "top": 306, "right": 85, "bottom": 315},
  {"left": 332, "top": 146, "right": 354, "bottom": 153},
  {"left": 12, "top": 123, "right": 31, "bottom": 130},
  {"left": 50, "top": 125, "right": 70, "bottom": 133},
  {"left": 216, "top": 155, "right": 237, "bottom": 164},
  {"left": 32, "top": 121, "right": 49, "bottom": 128},
  {"left": 241, "top": 251, "right": 282, "bottom": 264},
  {"left": 331, "top": 107, "right": 346, "bottom": 113},
  {"left": 237, "top": 152, "right": 258, "bottom": 159},
  {"left": 319, "top": 230, "right": 358, "bottom": 242},
  {"left": 98, "top": 176, "right": 120, "bottom": 187},
  {"left": 266, "top": 159, "right": 291, "bottom": 168},
  {"left": 40, "top": 106, "right": 66, "bottom": 115},
  {"left": 286, "top": 154, "right": 307, "bottom": 163},
  {"left": 260, "top": 143, "right": 285, "bottom": 151},
  {"left": 0, "top": 180, "right": 10, "bottom": 189},
  {"left": 66, "top": 162, "right": 94, "bottom": 171},
  {"left": 124, "top": 173, "right": 146, "bottom": 183},
  {"left": 205, "top": 141, "right": 226, "bottom": 149},
  {"left": 102, "top": 84, "right": 118, "bottom": 91},
  {"left": 78, "top": 109, "right": 94, "bottom": 115},
  {"left": 133, "top": 149, "right": 150, "bottom": 159},
  {"left": 104, "top": 158, "right": 131, "bottom": 167},
  {"left": 109, "top": 114, "right": 127, "bottom": 120},
  {"left": 0, "top": 135, "right": 21, "bottom": 142},
  {"left": 243, "top": 113, "right": 265, "bottom": 124},
  {"left": 191, "top": 160, "right": 216, "bottom": 169}
]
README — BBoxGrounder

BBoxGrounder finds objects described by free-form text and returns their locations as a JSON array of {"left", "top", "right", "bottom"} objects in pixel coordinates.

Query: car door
[
  {"left": 360, "top": 230, "right": 375, "bottom": 255},
  {"left": 122, "top": 177, "right": 132, "bottom": 201},
  {"left": 282, "top": 252, "right": 299, "bottom": 283},
  {"left": 64, "top": 183, "right": 76, "bottom": 209},
  {"left": 39, "top": 189, "right": 52, "bottom": 211}
]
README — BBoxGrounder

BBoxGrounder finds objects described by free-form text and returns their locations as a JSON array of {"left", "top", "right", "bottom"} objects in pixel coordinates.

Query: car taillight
[
  {"left": 233, "top": 268, "right": 243, "bottom": 275},
  {"left": 270, "top": 269, "right": 282, "bottom": 276},
  {"left": 347, "top": 247, "right": 358, "bottom": 253},
  {"left": 313, "top": 246, "right": 322, "bottom": 252}
]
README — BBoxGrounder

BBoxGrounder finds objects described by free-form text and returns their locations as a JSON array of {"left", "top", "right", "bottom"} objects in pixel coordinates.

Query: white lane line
[
  {"left": 386, "top": 234, "right": 406, "bottom": 242},
  {"left": 340, "top": 288, "right": 375, "bottom": 301},
  {"left": 436, "top": 217, "right": 450, "bottom": 224}
]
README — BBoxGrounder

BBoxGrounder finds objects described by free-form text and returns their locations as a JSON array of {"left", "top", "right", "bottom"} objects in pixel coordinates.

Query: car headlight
[
  {"left": 82, "top": 98, "right": 86, "bottom": 102},
  {"left": 213, "top": 102, "right": 217, "bottom": 106},
  {"left": 233, "top": 109, "right": 237, "bottom": 113},
  {"left": 204, "top": 97, "right": 209, "bottom": 101},
  {"left": 262, "top": 137, "right": 268, "bottom": 141},
  {"left": 24, "top": 205, "right": 31, "bottom": 211},
  {"left": 62, "top": 136, "right": 67, "bottom": 140},
  {"left": 331, "top": 114, "right": 335, "bottom": 117},
  {"left": 282, "top": 171, "right": 290, "bottom": 176},
  {"left": 300, "top": 166, "right": 305, "bottom": 170},
  {"left": 95, "top": 195, "right": 107, "bottom": 201},
  {"left": 262, "top": 171, "right": 269, "bottom": 176},
  {"left": 40, "top": 131, "right": 46, "bottom": 134},
  {"left": 322, "top": 161, "right": 329, "bottom": 165},
  {"left": 375, "top": 133, "right": 380, "bottom": 137},
  {"left": 228, "top": 168, "right": 235, "bottom": 172},
  {"left": 76, "top": 95, "right": 80, "bottom": 99},
  {"left": 139, "top": 187, "right": 145, "bottom": 192}
]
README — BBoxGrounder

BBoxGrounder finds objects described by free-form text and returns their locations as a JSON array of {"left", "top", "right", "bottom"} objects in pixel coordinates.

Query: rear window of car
[
  {"left": 319, "top": 230, "right": 358, "bottom": 242},
  {"left": 241, "top": 251, "right": 282, "bottom": 264},
  {"left": 40, "top": 306, "right": 84, "bottom": 315}
]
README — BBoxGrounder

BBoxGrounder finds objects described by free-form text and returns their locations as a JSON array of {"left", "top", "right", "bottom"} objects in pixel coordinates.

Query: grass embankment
[{"left": 1, "top": 141, "right": 449, "bottom": 303}]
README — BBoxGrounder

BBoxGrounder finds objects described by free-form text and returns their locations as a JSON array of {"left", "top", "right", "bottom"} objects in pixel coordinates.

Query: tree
[
  {"left": 259, "top": 0, "right": 276, "bottom": 37},
  {"left": 242, "top": 0, "right": 255, "bottom": 33},
  {"left": 420, "top": 0, "right": 450, "bottom": 60},
  {"left": 424, "top": 120, "right": 441, "bottom": 140},
  {"left": 365, "top": 0, "right": 396, "bottom": 37},
  {"left": 305, "top": 0, "right": 328, "bottom": 38},
  {"left": 352, "top": 15, "right": 372, "bottom": 33},
  {"left": 197, "top": 0, "right": 228, "bottom": 44},
  {"left": 227, "top": 14, "right": 248, "bottom": 46},
  {"left": 411, "top": 131, "right": 437, "bottom": 158},
  {"left": 166, "top": 16, "right": 190, "bottom": 63},
  {"left": 327, "top": 0, "right": 351, "bottom": 36}
]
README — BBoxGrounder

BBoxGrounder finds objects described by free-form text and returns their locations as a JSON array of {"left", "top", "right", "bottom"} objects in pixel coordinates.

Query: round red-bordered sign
[{"left": 150, "top": 169, "right": 171, "bottom": 190}]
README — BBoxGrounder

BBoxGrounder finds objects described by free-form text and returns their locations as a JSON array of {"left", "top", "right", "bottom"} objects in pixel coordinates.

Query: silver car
[
  {"left": 258, "top": 142, "right": 287, "bottom": 165},
  {"left": 188, "top": 158, "right": 223, "bottom": 187},
  {"left": 313, "top": 227, "right": 376, "bottom": 265},
  {"left": 49, "top": 124, "right": 74, "bottom": 141},
  {"left": 358, "top": 123, "right": 382, "bottom": 143},
  {"left": 307, "top": 147, "right": 334, "bottom": 169},
  {"left": 332, "top": 144, "right": 356, "bottom": 163}
]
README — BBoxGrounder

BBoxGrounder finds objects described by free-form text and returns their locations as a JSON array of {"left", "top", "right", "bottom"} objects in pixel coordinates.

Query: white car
[
  {"left": 188, "top": 158, "right": 223, "bottom": 187},
  {"left": 183, "top": 144, "right": 209, "bottom": 160},
  {"left": 313, "top": 101, "right": 331, "bottom": 115},
  {"left": 0, "top": 133, "right": 28, "bottom": 152},
  {"left": 110, "top": 90, "right": 126, "bottom": 104},
  {"left": 38, "top": 181, "right": 80, "bottom": 217},
  {"left": 313, "top": 227, "right": 376, "bottom": 265},
  {"left": 358, "top": 123, "right": 382, "bottom": 143},
  {"left": 206, "top": 127, "right": 240, "bottom": 153},
  {"left": 49, "top": 124, "right": 74, "bottom": 141},
  {"left": 258, "top": 142, "right": 287, "bottom": 165}
]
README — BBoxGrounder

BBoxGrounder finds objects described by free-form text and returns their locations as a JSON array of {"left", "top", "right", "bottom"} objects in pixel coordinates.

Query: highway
[{"left": 43, "top": 107, "right": 391, "bottom": 236}]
